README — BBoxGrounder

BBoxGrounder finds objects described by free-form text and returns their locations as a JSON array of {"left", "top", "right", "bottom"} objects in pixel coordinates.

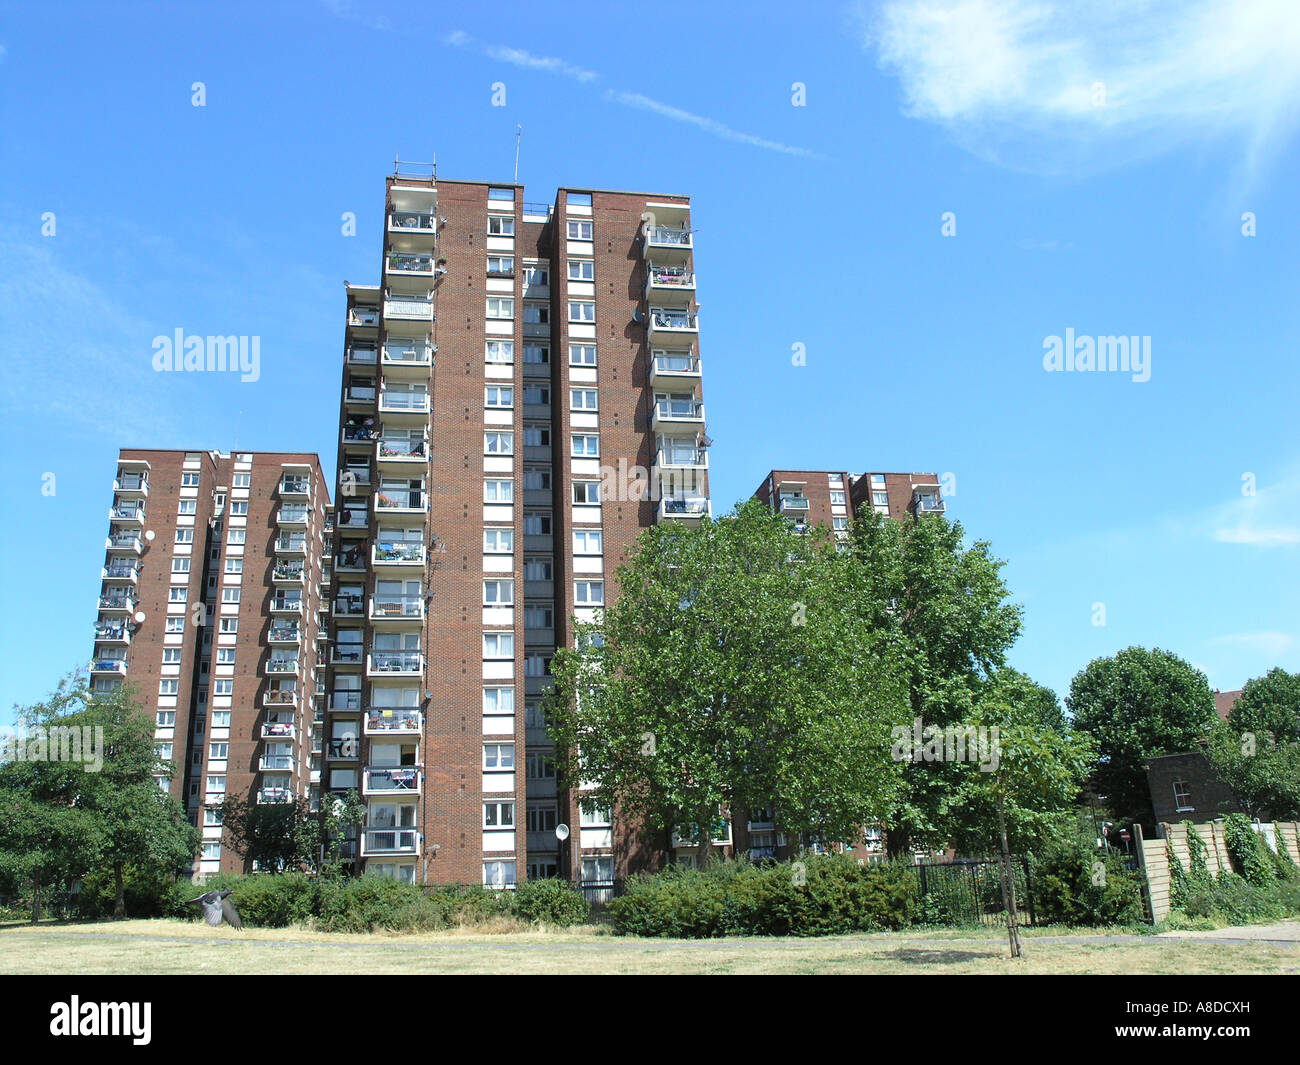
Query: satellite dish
[
  {"left": 555, "top": 823, "right": 570, "bottom": 842},
  {"left": 133, "top": 611, "right": 147, "bottom": 624},
  {"left": 144, "top": 529, "right": 156, "bottom": 542}
]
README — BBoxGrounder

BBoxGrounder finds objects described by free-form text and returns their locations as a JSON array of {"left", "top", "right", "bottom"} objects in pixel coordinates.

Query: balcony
[
  {"left": 653, "top": 446, "right": 708, "bottom": 472},
  {"left": 649, "top": 350, "right": 701, "bottom": 388},
  {"left": 912, "top": 489, "right": 945, "bottom": 515},
  {"left": 648, "top": 308, "right": 699, "bottom": 344},
  {"left": 383, "top": 294, "right": 435, "bottom": 322},
  {"left": 333, "top": 592, "right": 366, "bottom": 619},
  {"left": 102, "top": 561, "right": 140, "bottom": 584},
  {"left": 93, "top": 620, "right": 130, "bottom": 645},
  {"left": 106, "top": 530, "right": 143, "bottom": 554},
  {"left": 328, "top": 735, "right": 360, "bottom": 762},
  {"left": 264, "top": 686, "right": 298, "bottom": 708},
  {"left": 361, "top": 827, "right": 421, "bottom": 856},
  {"left": 257, "top": 785, "right": 294, "bottom": 805},
  {"left": 364, "top": 707, "right": 422, "bottom": 735},
  {"left": 385, "top": 252, "right": 436, "bottom": 279},
  {"left": 375, "top": 437, "right": 429, "bottom": 469},
  {"left": 274, "top": 535, "right": 307, "bottom": 556},
  {"left": 346, "top": 346, "right": 378, "bottom": 367},
  {"left": 381, "top": 340, "right": 435, "bottom": 376},
  {"left": 331, "top": 645, "right": 365, "bottom": 668},
  {"left": 270, "top": 596, "right": 304, "bottom": 615},
  {"left": 113, "top": 474, "right": 149, "bottom": 498},
  {"left": 90, "top": 657, "right": 128, "bottom": 676},
  {"left": 657, "top": 497, "right": 711, "bottom": 525},
  {"left": 363, "top": 765, "right": 422, "bottom": 795},
  {"left": 280, "top": 477, "right": 311, "bottom": 501},
  {"left": 272, "top": 561, "right": 306, "bottom": 585},
  {"left": 369, "top": 594, "right": 424, "bottom": 623},
  {"left": 651, "top": 398, "right": 705, "bottom": 432},
  {"left": 372, "top": 540, "right": 425, "bottom": 571},
  {"left": 336, "top": 505, "right": 371, "bottom": 532},
  {"left": 258, "top": 754, "right": 296, "bottom": 773},
  {"left": 97, "top": 592, "right": 136, "bottom": 614},
  {"left": 345, "top": 383, "right": 377, "bottom": 407},
  {"left": 277, "top": 505, "right": 310, "bottom": 527},
  {"left": 778, "top": 495, "right": 810, "bottom": 514},
  {"left": 109, "top": 503, "right": 146, "bottom": 526},
  {"left": 267, "top": 622, "right": 301, "bottom": 645},
  {"left": 388, "top": 210, "right": 438, "bottom": 235},
  {"left": 366, "top": 651, "right": 424, "bottom": 678},
  {"left": 374, "top": 489, "right": 427, "bottom": 516},
  {"left": 335, "top": 543, "right": 367, "bottom": 573},
  {"left": 377, "top": 390, "right": 430, "bottom": 419},
  {"left": 330, "top": 692, "right": 363, "bottom": 713},
  {"left": 645, "top": 264, "right": 696, "bottom": 302},
  {"left": 266, "top": 656, "right": 300, "bottom": 675},
  {"left": 348, "top": 305, "right": 379, "bottom": 329},
  {"left": 343, "top": 419, "right": 379, "bottom": 445},
  {"left": 261, "top": 721, "right": 296, "bottom": 741},
  {"left": 643, "top": 225, "right": 693, "bottom": 260}
]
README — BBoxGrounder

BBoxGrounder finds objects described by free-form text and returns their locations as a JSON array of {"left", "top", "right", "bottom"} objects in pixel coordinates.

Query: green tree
[
  {"left": 1228, "top": 668, "right": 1300, "bottom": 744},
  {"left": 546, "top": 500, "right": 908, "bottom": 865},
  {"left": 848, "top": 506, "right": 1023, "bottom": 857},
  {"left": 1067, "top": 647, "right": 1218, "bottom": 831},
  {"left": 0, "top": 791, "right": 102, "bottom": 922},
  {"left": 220, "top": 789, "right": 365, "bottom": 874},
  {"left": 1206, "top": 718, "right": 1300, "bottom": 820}
]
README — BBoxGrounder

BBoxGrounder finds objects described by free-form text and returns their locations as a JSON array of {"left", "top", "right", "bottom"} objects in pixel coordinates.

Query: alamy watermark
[
  {"left": 152, "top": 329, "right": 261, "bottom": 382},
  {"left": 0, "top": 725, "right": 104, "bottom": 772},
  {"left": 1042, "top": 329, "right": 1150, "bottom": 383},
  {"left": 891, "top": 717, "right": 1000, "bottom": 773}
]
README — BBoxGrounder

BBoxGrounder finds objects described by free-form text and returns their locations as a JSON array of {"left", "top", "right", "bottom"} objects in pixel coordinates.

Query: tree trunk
[
  {"left": 695, "top": 810, "right": 715, "bottom": 867},
  {"left": 996, "top": 790, "right": 1022, "bottom": 958},
  {"left": 113, "top": 862, "right": 126, "bottom": 919},
  {"left": 31, "top": 876, "right": 41, "bottom": 925},
  {"left": 885, "top": 824, "right": 910, "bottom": 860}
]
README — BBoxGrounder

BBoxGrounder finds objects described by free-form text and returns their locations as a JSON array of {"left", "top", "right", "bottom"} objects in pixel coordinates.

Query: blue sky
[{"left": 2, "top": 0, "right": 1298, "bottom": 719}]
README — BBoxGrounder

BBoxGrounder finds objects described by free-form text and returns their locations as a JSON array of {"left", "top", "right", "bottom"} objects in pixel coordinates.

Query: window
[
  {"left": 527, "top": 805, "right": 558, "bottom": 833},
  {"left": 485, "top": 340, "right": 514, "bottom": 364},
  {"left": 484, "top": 479, "right": 514, "bottom": 503},
  {"left": 214, "top": 680, "right": 233, "bottom": 696},
  {"left": 484, "top": 528, "right": 514, "bottom": 553},
  {"left": 484, "top": 579, "right": 515, "bottom": 605},
  {"left": 526, "top": 751, "right": 556, "bottom": 779},
  {"left": 571, "top": 434, "right": 600, "bottom": 457},
  {"left": 522, "top": 343, "right": 548, "bottom": 365},
  {"left": 209, "top": 742, "right": 229, "bottom": 760},
  {"left": 212, "top": 710, "right": 232, "bottom": 728},
  {"left": 573, "top": 530, "right": 603, "bottom": 554},
  {"left": 216, "top": 648, "right": 236, "bottom": 664},
  {"left": 224, "top": 499, "right": 245, "bottom": 516},
  {"left": 168, "top": 588, "right": 188, "bottom": 603},
  {"left": 483, "top": 632, "right": 515, "bottom": 659},
  {"left": 522, "top": 385, "right": 549, "bottom": 406},
  {"left": 574, "top": 580, "right": 605, "bottom": 605},
  {"left": 568, "top": 259, "right": 594, "bottom": 281},
  {"left": 165, "top": 618, "right": 185, "bottom": 634},
  {"left": 523, "top": 512, "right": 551, "bottom": 536},
  {"left": 484, "top": 432, "right": 514, "bottom": 455},
  {"left": 483, "top": 861, "right": 516, "bottom": 888},
  {"left": 156, "top": 711, "right": 176, "bottom": 727},
  {"left": 219, "top": 618, "right": 238, "bottom": 634},
  {"left": 233, "top": 473, "right": 251, "bottom": 488},
  {"left": 524, "top": 605, "right": 553, "bottom": 628},
  {"left": 830, "top": 491, "right": 846, "bottom": 505},
  {"left": 522, "top": 424, "right": 549, "bottom": 447},
  {"left": 178, "top": 499, "right": 197, "bottom": 515},
  {"left": 484, "top": 743, "right": 515, "bottom": 770},
  {"left": 221, "top": 588, "right": 240, "bottom": 603},
  {"left": 224, "top": 558, "right": 243, "bottom": 574},
  {"left": 488, "top": 214, "right": 514, "bottom": 235},
  {"left": 204, "top": 808, "right": 223, "bottom": 827},
  {"left": 162, "top": 648, "right": 182, "bottom": 664},
  {"left": 523, "top": 302, "right": 549, "bottom": 325},
  {"left": 484, "top": 801, "right": 515, "bottom": 828},
  {"left": 525, "top": 701, "right": 549, "bottom": 729},
  {"left": 524, "top": 653, "right": 550, "bottom": 677},
  {"left": 227, "top": 529, "right": 245, "bottom": 545},
  {"left": 870, "top": 474, "right": 886, "bottom": 487},
  {"left": 522, "top": 263, "right": 548, "bottom": 286},
  {"left": 572, "top": 481, "right": 601, "bottom": 505},
  {"left": 175, "top": 528, "right": 194, "bottom": 544},
  {"left": 483, "top": 686, "right": 515, "bottom": 713},
  {"left": 524, "top": 558, "right": 552, "bottom": 581},
  {"left": 1173, "top": 780, "right": 1192, "bottom": 811},
  {"left": 569, "top": 343, "right": 597, "bottom": 366},
  {"left": 570, "top": 389, "right": 598, "bottom": 411},
  {"left": 181, "top": 472, "right": 200, "bottom": 487},
  {"left": 486, "top": 254, "right": 514, "bottom": 275},
  {"left": 523, "top": 467, "right": 550, "bottom": 491},
  {"left": 202, "top": 842, "right": 222, "bottom": 861},
  {"left": 486, "top": 296, "right": 514, "bottom": 320},
  {"left": 580, "top": 803, "right": 611, "bottom": 827},
  {"left": 833, "top": 517, "right": 848, "bottom": 531},
  {"left": 159, "top": 679, "right": 179, "bottom": 696},
  {"left": 568, "top": 300, "right": 595, "bottom": 323},
  {"left": 872, "top": 491, "right": 888, "bottom": 506},
  {"left": 582, "top": 856, "right": 614, "bottom": 883},
  {"left": 172, "top": 558, "right": 191, "bottom": 574},
  {"left": 485, "top": 386, "right": 514, "bottom": 408},
  {"left": 567, "top": 220, "right": 593, "bottom": 240},
  {"left": 568, "top": 192, "right": 593, "bottom": 207}
]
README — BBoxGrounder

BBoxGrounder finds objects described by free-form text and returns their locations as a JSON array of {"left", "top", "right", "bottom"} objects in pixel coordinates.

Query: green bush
[
  {"left": 1032, "top": 837, "right": 1144, "bottom": 926},
  {"left": 314, "top": 875, "right": 447, "bottom": 933},
  {"left": 513, "top": 877, "right": 590, "bottom": 926},
  {"left": 609, "top": 856, "right": 921, "bottom": 938},
  {"left": 1224, "top": 814, "right": 1273, "bottom": 886}
]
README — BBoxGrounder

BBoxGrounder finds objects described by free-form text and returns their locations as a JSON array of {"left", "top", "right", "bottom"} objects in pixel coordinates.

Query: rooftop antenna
[{"left": 514, "top": 125, "right": 522, "bottom": 184}]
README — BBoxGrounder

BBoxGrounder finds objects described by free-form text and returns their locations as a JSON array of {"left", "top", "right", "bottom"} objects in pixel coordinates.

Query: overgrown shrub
[
  {"left": 513, "top": 877, "right": 590, "bottom": 926},
  {"left": 313, "top": 875, "right": 448, "bottom": 933},
  {"left": 1224, "top": 814, "right": 1273, "bottom": 886},
  {"left": 1032, "top": 836, "right": 1144, "bottom": 926}
]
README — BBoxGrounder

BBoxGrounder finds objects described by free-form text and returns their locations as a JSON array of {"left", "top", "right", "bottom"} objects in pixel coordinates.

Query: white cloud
[
  {"left": 865, "top": 0, "right": 1300, "bottom": 173},
  {"left": 1211, "top": 475, "right": 1300, "bottom": 547},
  {"left": 320, "top": 0, "right": 391, "bottom": 31},
  {"left": 1211, "top": 631, "right": 1297, "bottom": 657},
  {"left": 606, "top": 91, "right": 828, "bottom": 160},
  {"left": 443, "top": 31, "right": 596, "bottom": 83},
  {"left": 1214, "top": 526, "right": 1300, "bottom": 546}
]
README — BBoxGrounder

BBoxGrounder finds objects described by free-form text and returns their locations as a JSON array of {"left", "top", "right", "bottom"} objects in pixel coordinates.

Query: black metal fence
[{"left": 915, "top": 857, "right": 1035, "bottom": 927}]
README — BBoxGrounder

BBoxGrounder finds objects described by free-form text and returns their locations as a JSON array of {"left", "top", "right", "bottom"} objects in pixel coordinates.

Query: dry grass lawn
[{"left": 2, "top": 919, "right": 1297, "bottom": 974}]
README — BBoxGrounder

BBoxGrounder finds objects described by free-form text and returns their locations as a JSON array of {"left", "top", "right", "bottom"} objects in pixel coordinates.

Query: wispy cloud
[
  {"left": 442, "top": 30, "right": 822, "bottom": 159},
  {"left": 1211, "top": 476, "right": 1300, "bottom": 547},
  {"left": 863, "top": 0, "right": 1300, "bottom": 174},
  {"left": 1211, "top": 631, "right": 1297, "bottom": 657},
  {"left": 606, "top": 91, "right": 827, "bottom": 160},
  {"left": 320, "top": 0, "right": 391, "bottom": 31}
]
